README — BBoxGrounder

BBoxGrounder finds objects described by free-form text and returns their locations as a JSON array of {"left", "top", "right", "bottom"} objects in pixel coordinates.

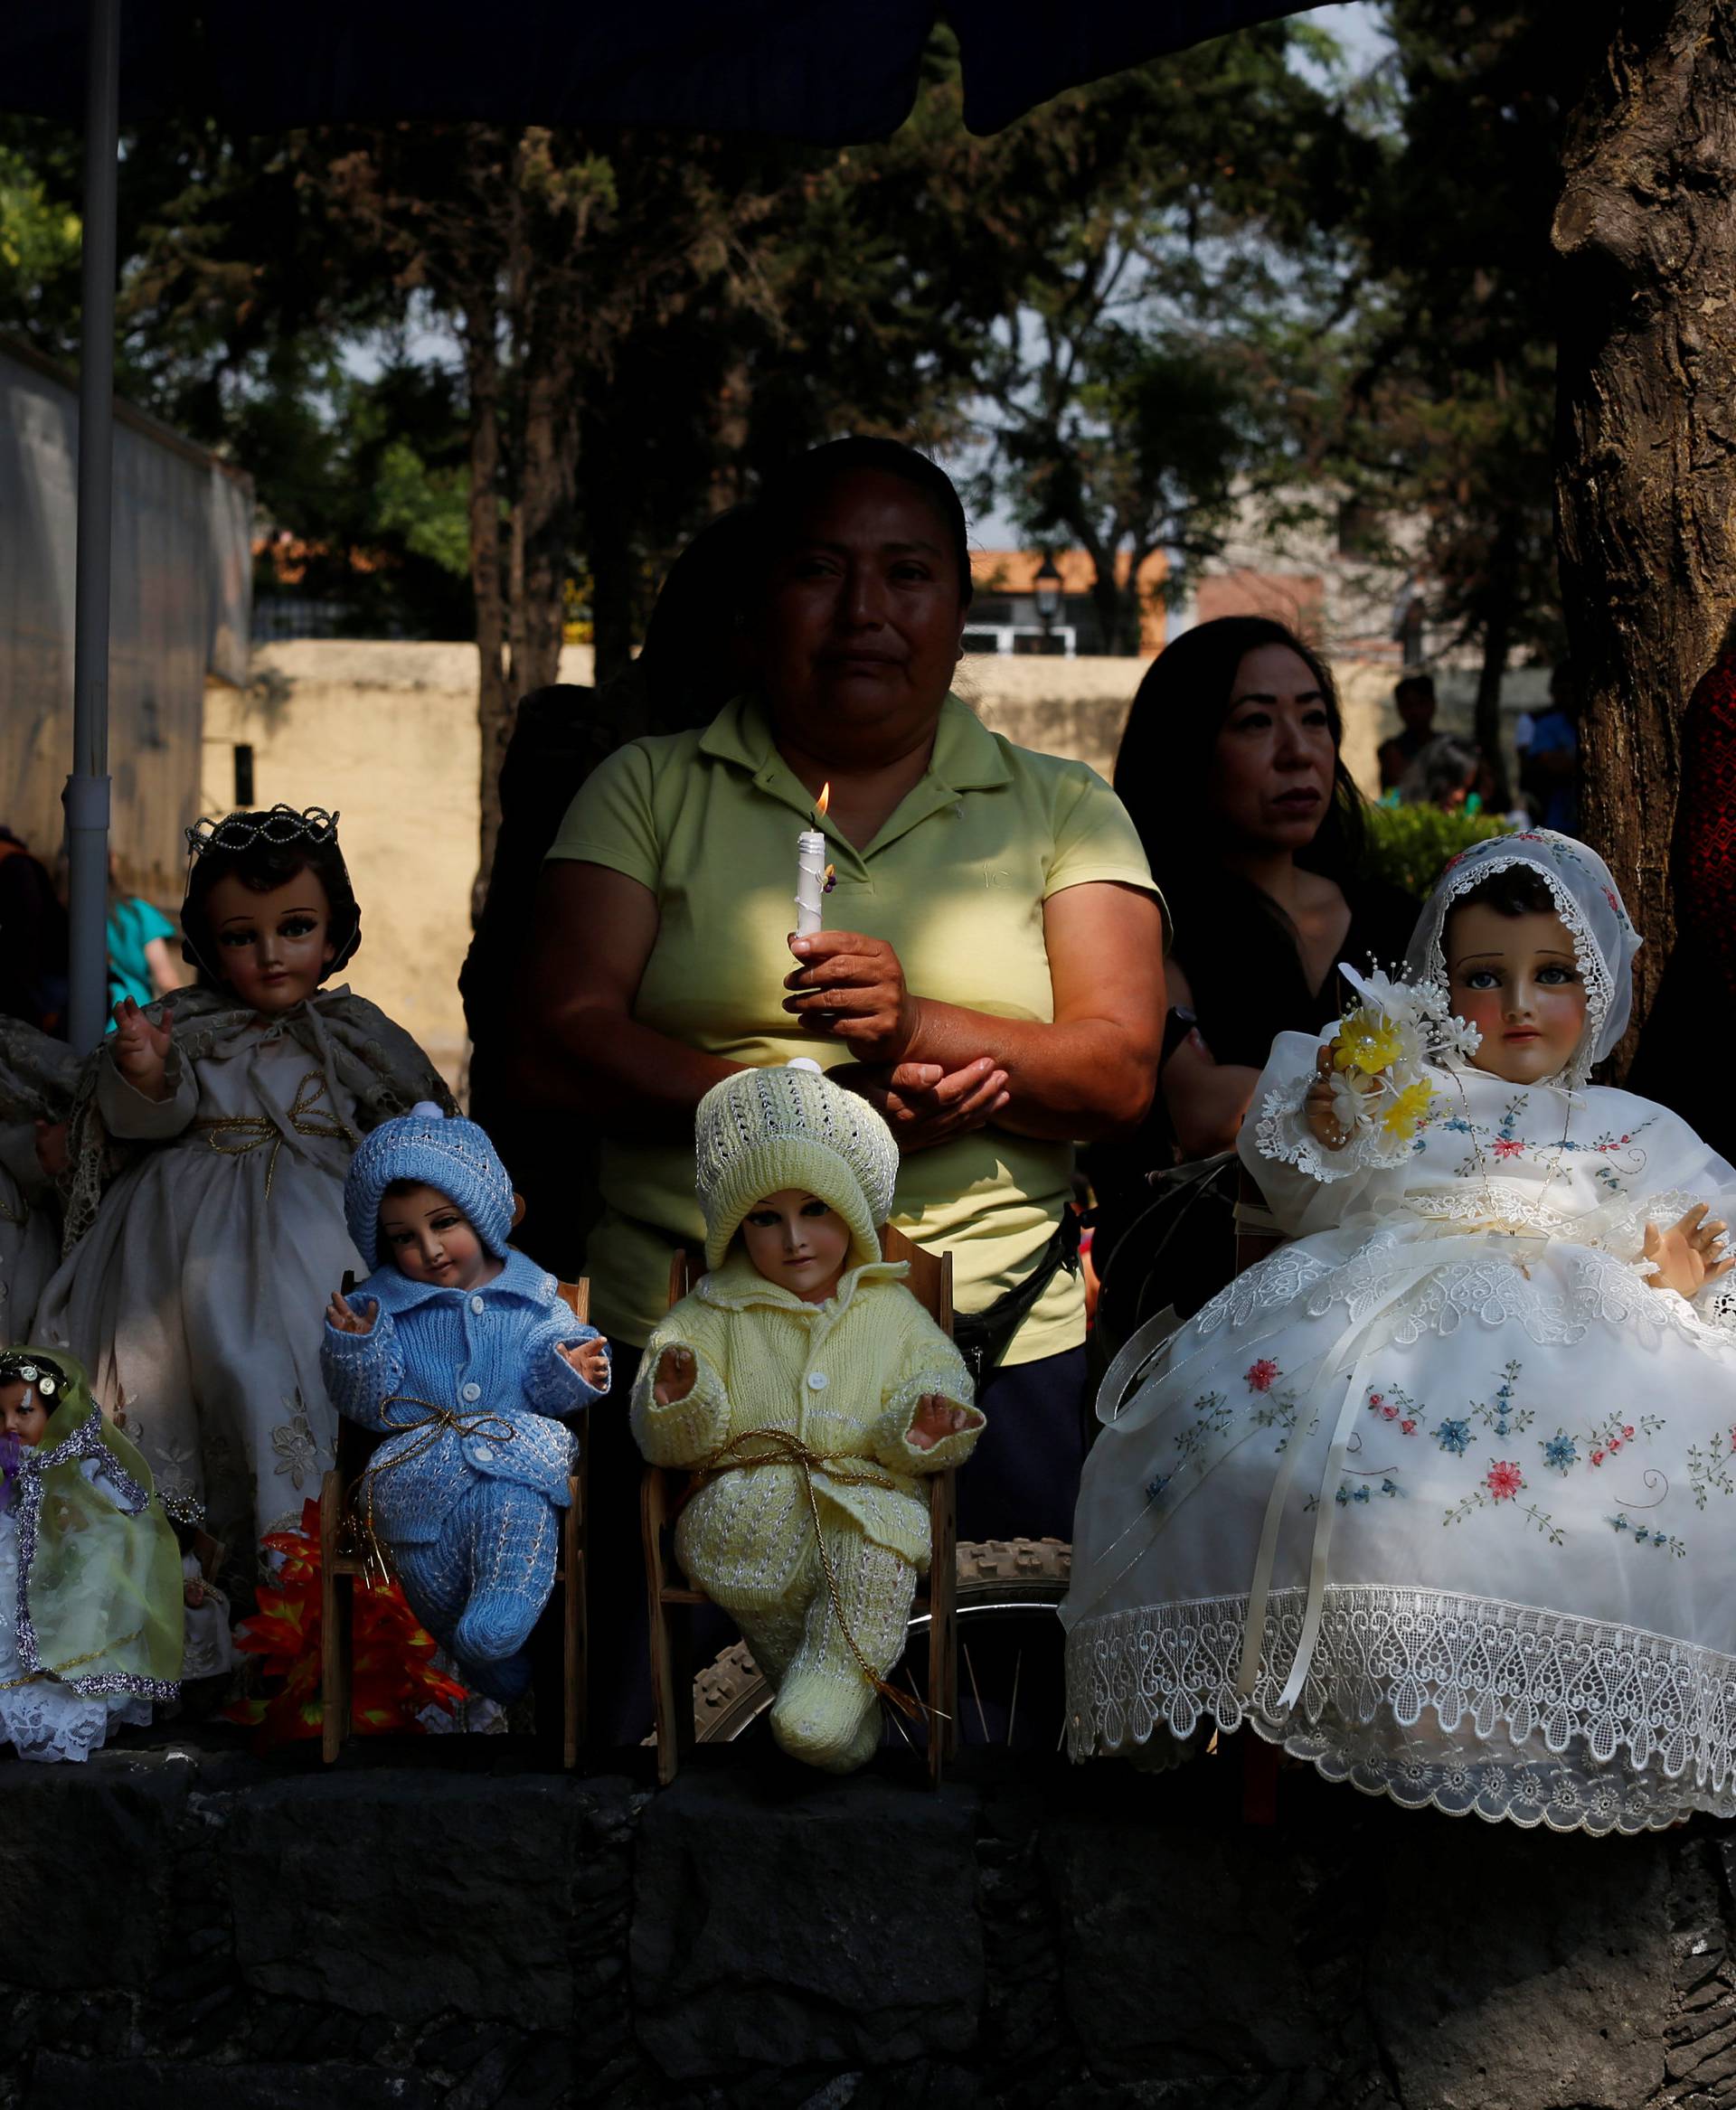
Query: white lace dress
[
  {"left": 1065, "top": 1040, "right": 1736, "bottom": 1834},
  {"left": 0, "top": 1125, "right": 61, "bottom": 1342},
  {"left": 0, "top": 1507, "right": 149, "bottom": 1761},
  {"left": 34, "top": 1014, "right": 365, "bottom": 1560}
]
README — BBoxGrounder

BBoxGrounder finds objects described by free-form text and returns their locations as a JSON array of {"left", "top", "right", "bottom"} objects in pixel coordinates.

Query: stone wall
[{"left": 7, "top": 1736, "right": 1736, "bottom": 2109}]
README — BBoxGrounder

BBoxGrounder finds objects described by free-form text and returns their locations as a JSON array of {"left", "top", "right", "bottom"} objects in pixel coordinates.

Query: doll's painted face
[
  {"left": 1446, "top": 904, "right": 1590, "bottom": 1085},
  {"left": 205, "top": 870, "right": 336, "bottom": 1013},
  {"left": 0, "top": 1380, "right": 48, "bottom": 1448},
  {"left": 739, "top": 1190, "right": 852, "bottom": 1304},
  {"left": 379, "top": 1181, "right": 502, "bottom": 1291}
]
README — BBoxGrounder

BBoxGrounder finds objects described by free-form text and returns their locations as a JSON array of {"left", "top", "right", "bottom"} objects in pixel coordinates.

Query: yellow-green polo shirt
[{"left": 548, "top": 692, "right": 1156, "bottom": 1361}]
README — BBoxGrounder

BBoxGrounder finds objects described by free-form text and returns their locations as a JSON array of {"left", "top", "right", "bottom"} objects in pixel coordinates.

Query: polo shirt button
[
  {"left": 470, "top": 1295, "right": 486, "bottom": 1315},
  {"left": 473, "top": 1444, "right": 495, "bottom": 1463},
  {"left": 462, "top": 1382, "right": 481, "bottom": 1402},
  {"left": 807, "top": 1371, "right": 828, "bottom": 1391}
]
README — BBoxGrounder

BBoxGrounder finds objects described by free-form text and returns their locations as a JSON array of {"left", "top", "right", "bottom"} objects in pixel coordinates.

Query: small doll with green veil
[{"left": 0, "top": 1346, "right": 183, "bottom": 1761}]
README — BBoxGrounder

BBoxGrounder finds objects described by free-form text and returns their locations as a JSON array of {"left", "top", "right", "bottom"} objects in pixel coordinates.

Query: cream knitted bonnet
[{"left": 694, "top": 1059, "right": 898, "bottom": 1273}]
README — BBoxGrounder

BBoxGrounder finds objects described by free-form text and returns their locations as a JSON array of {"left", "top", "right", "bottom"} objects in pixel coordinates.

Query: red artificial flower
[{"left": 221, "top": 1498, "right": 466, "bottom": 1752}]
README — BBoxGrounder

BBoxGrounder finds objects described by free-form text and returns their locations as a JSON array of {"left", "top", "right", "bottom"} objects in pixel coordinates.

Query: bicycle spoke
[
  {"left": 964, "top": 1642, "right": 989, "bottom": 1744},
  {"left": 1006, "top": 1647, "right": 1023, "bottom": 1747}
]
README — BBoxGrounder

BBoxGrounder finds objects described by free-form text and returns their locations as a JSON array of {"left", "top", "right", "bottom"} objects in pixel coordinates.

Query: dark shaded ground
[{"left": 5, "top": 1724, "right": 1735, "bottom": 2108}]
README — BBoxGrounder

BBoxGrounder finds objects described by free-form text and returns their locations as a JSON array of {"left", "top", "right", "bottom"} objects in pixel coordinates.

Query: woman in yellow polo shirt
[{"left": 518, "top": 438, "right": 1164, "bottom": 1735}]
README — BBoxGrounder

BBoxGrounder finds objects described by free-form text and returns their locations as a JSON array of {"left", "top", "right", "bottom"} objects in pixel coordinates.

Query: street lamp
[{"left": 1033, "top": 552, "right": 1062, "bottom": 650}]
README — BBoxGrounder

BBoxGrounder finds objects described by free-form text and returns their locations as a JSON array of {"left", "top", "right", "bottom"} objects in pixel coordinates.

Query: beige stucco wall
[{"left": 202, "top": 641, "right": 1413, "bottom": 1090}]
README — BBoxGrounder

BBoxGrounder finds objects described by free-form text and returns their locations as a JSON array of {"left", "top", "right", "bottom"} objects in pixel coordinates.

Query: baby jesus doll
[
  {"left": 632, "top": 1058, "right": 984, "bottom": 1773},
  {"left": 321, "top": 1104, "right": 609, "bottom": 1703},
  {"left": 1067, "top": 831, "right": 1736, "bottom": 1833},
  {"left": 0, "top": 1347, "right": 182, "bottom": 1760}
]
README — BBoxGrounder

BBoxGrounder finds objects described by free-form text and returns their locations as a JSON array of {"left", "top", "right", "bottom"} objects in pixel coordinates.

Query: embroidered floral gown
[
  {"left": 1064, "top": 1044, "right": 1736, "bottom": 1833},
  {"left": 34, "top": 1012, "right": 372, "bottom": 1559}
]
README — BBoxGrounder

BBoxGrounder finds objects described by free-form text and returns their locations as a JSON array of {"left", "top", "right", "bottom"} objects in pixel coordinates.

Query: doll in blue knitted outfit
[{"left": 320, "top": 1103, "right": 609, "bottom": 1701}]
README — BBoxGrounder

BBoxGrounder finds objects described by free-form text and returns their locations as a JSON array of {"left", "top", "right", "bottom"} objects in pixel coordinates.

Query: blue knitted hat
[{"left": 344, "top": 1102, "right": 515, "bottom": 1270}]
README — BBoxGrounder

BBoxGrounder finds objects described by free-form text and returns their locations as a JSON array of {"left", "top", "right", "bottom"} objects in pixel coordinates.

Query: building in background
[
  {"left": 967, "top": 549, "right": 1169, "bottom": 657},
  {"left": 0, "top": 334, "right": 252, "bottom": 903}
]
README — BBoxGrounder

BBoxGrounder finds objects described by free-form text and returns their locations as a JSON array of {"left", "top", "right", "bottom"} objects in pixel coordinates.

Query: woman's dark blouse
[{"left": 1090, "top": 872, "right": 1419, "bottom": 1196}]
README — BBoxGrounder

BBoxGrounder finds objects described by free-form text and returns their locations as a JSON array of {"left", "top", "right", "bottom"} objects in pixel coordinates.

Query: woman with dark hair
[
  {"left": 1108, "top": 616, "right": 1414, "bottom": 1165},
  {"left": 517, "top": 437, "right": 1165, "bottom": 1738}
]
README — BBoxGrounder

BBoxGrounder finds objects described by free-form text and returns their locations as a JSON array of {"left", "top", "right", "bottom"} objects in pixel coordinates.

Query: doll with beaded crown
[
  {"left": 632, "top": 1058, "right": 984, "bottom": 1773},
  {"left": 1066, "top": 832, "right": 1736, "bottom": 1834},
  {"left": 321, "top": 1103, "right": 609, "bottom": 1702},
  {"left": 34, "top": 808, "right": 454, "bottom": 1570},
  {"left": 0, "top": 1346, "right": 183, "bottom": 1760}
]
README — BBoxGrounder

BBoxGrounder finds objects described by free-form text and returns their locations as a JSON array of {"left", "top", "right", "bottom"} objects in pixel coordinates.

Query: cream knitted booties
[{"left": 766, "top": 1525, "right": 915, "bottom": 1774}]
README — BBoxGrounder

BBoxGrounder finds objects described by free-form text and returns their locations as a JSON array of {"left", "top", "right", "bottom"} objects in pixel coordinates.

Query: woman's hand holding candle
[{"left": 784, "top": 930, "right": 921, "bottom": 1060}]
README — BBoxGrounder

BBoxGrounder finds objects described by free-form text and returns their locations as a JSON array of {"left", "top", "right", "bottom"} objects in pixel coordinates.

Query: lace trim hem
[{"left": 1065, "top": 1584, "right": 1736, "bottom": 1817}]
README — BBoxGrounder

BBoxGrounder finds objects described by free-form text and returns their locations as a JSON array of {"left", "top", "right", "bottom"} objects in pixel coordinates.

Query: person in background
[
  {"left": 1105, "top": 616, "right": 1415, "bottom": 1170},
  {"left": 102, "top": 856, "right": 187, "bottom": 1024},
  {"left": 1397, "top": 732, "right": 1486, "bottom": 814},
  {"left": 1376, "top": 673, "right": 1439, "bottom": 795},
  {"left": 1517, "top": 661, "right": 1582, "bottom": 830},
  {"left": 461, "top": 509, "right": 756, "bottom": 1281},
  {"left": 0, "top": 828, "right": 69, "bottom": 1037},
  {"left": 515, "top": 437, "right": 1162, "bottom": 1737}
]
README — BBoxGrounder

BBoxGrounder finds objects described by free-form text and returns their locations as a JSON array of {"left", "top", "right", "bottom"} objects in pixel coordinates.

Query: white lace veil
[{"left": 1402, "top": 831, "right": 1642, "bottom": 1088}]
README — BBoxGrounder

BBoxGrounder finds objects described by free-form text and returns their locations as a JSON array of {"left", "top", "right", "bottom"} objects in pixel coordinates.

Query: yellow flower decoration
[
  {"left": 1333, "top": 1006, "right": 1404, "bottom": 1079},
  {"left": 1381, "top": 1079, "right": 1435, "bottom": 1140}
]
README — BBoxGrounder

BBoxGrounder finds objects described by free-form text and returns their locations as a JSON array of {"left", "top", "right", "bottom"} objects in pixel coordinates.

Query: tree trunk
[
  {"left": 506, "top": 355, "right": 576, "bottom": 702},
  {"left": 1473, "top": 542, "right": 1514, "bottom": 814},
  {"left": 1553, "top": 1, "right": 1736, "bottom": 1071},
  {"left": 590, "top": 525, "right": 637, "bottom": 686},
  {"left": 464, "top": 303, "right": 510, "bottom": 929}
]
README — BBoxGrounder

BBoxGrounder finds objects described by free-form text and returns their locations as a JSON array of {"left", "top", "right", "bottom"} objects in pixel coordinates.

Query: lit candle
[{"left": 795, "top": 782, "right": 831, "bottom": 937}]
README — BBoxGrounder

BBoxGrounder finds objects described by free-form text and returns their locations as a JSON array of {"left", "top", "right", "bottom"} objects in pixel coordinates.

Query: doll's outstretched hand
[
  {"left": 33, "top": 1119, "right": 67, "bottom": 1179},
  {"left": 1642, "top": 1204, "right": 1733, "bottom": 1300},
  {"left": 1305, "top": 1043, "right": 1369, "bottom": 1153},
  {"left": 326, "top": 1289, "right": 377, "bottom": 1335},
  {"left": 653, "top": 1346, "right": 695, "bottom": 1406},
  {"left": 907, "top": 1394, "right": 976, "bottom": 1451},
  {"left": 561, "top": 1338, "right": 610, "bottom": 1389},
  {"left": 110, "top": 996, "right": 175, "bottom": 1102}
]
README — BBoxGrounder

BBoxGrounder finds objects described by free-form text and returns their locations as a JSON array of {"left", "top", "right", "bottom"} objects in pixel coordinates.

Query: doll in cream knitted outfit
[{"left": 631, "top": 1060, "right": 983, "bottom": 1773}]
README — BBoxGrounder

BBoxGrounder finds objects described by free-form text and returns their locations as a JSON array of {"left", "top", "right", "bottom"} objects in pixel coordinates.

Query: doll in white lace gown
[
  {"left": 0, "top": 1022, "right": 78, "bottom": 1342},
  {"left": 1066, "top": 832, "right": 1736, "bottom": 1834},
  {"left": 34, "top": 809, "right": 452, "bottom": 1568}
]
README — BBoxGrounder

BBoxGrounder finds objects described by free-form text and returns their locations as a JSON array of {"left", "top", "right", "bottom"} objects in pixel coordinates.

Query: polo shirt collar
[{"left": 696, "top": 692, "right": 1013, "bottom": 858}]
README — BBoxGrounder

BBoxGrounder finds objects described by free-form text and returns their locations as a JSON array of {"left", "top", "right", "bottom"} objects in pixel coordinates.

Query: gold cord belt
[
  {"left": 690, "top": 1427, "right": 925, "bottom": 1719},
  {"left": 345, "top": 1396, "right": 521, "bottom": 1585},
  {"left": 192, "top": 1069, "right": 355, "bottom": 1199},
  {"left": 0, "top": 1626, "right": 145, "bottom": 1690}
]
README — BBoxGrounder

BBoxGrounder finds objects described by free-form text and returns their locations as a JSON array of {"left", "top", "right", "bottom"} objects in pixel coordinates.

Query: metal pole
[{"left": 64, "top": 0, "right": 121, "bottom": 1052}]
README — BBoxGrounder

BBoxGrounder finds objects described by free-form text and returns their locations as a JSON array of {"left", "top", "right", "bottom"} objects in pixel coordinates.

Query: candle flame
[{"left": 816, "top": 781, "right": 831, "bottom": 820}]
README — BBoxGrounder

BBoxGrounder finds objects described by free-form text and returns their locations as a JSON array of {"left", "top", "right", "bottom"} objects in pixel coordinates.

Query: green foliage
[{"left": 1363, "top": 802, "right": 1511, "bottom": 900}]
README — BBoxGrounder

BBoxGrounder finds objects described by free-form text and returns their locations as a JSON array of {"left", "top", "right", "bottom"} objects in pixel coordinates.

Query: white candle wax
[{"left": 795, "top": 829, "right": 826, "bottom": 936}]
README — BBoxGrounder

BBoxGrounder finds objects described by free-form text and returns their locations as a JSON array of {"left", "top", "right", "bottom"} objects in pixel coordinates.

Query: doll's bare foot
[{"left": 654, "top": 1345, "right": 695, "bottom": 1406}]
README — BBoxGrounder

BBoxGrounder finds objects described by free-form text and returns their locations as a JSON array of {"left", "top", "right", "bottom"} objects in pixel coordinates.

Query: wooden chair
[
  {"left": 641, "top": 1221, "right": 959, "bottom": 1789},
  {"left": 318, "top": 1267, "right": 592, "bottom": 1767}
]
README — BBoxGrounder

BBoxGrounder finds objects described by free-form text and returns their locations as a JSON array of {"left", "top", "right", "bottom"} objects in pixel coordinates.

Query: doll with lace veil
[
  {"left": 1065, "top": 831, "right": 1736, "bottom": 1834},
  {"left": 34, "top": 808, "right": 453, "bottom": 1572},
  {"left": 0, "top": 1347, "right": 183, "bottom": 1760}
]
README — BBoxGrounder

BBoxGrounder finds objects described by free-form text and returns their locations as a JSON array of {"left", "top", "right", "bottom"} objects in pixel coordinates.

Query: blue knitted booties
[{"left": 453, "top": 1644, "right": 533, "bottom": 1705}]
